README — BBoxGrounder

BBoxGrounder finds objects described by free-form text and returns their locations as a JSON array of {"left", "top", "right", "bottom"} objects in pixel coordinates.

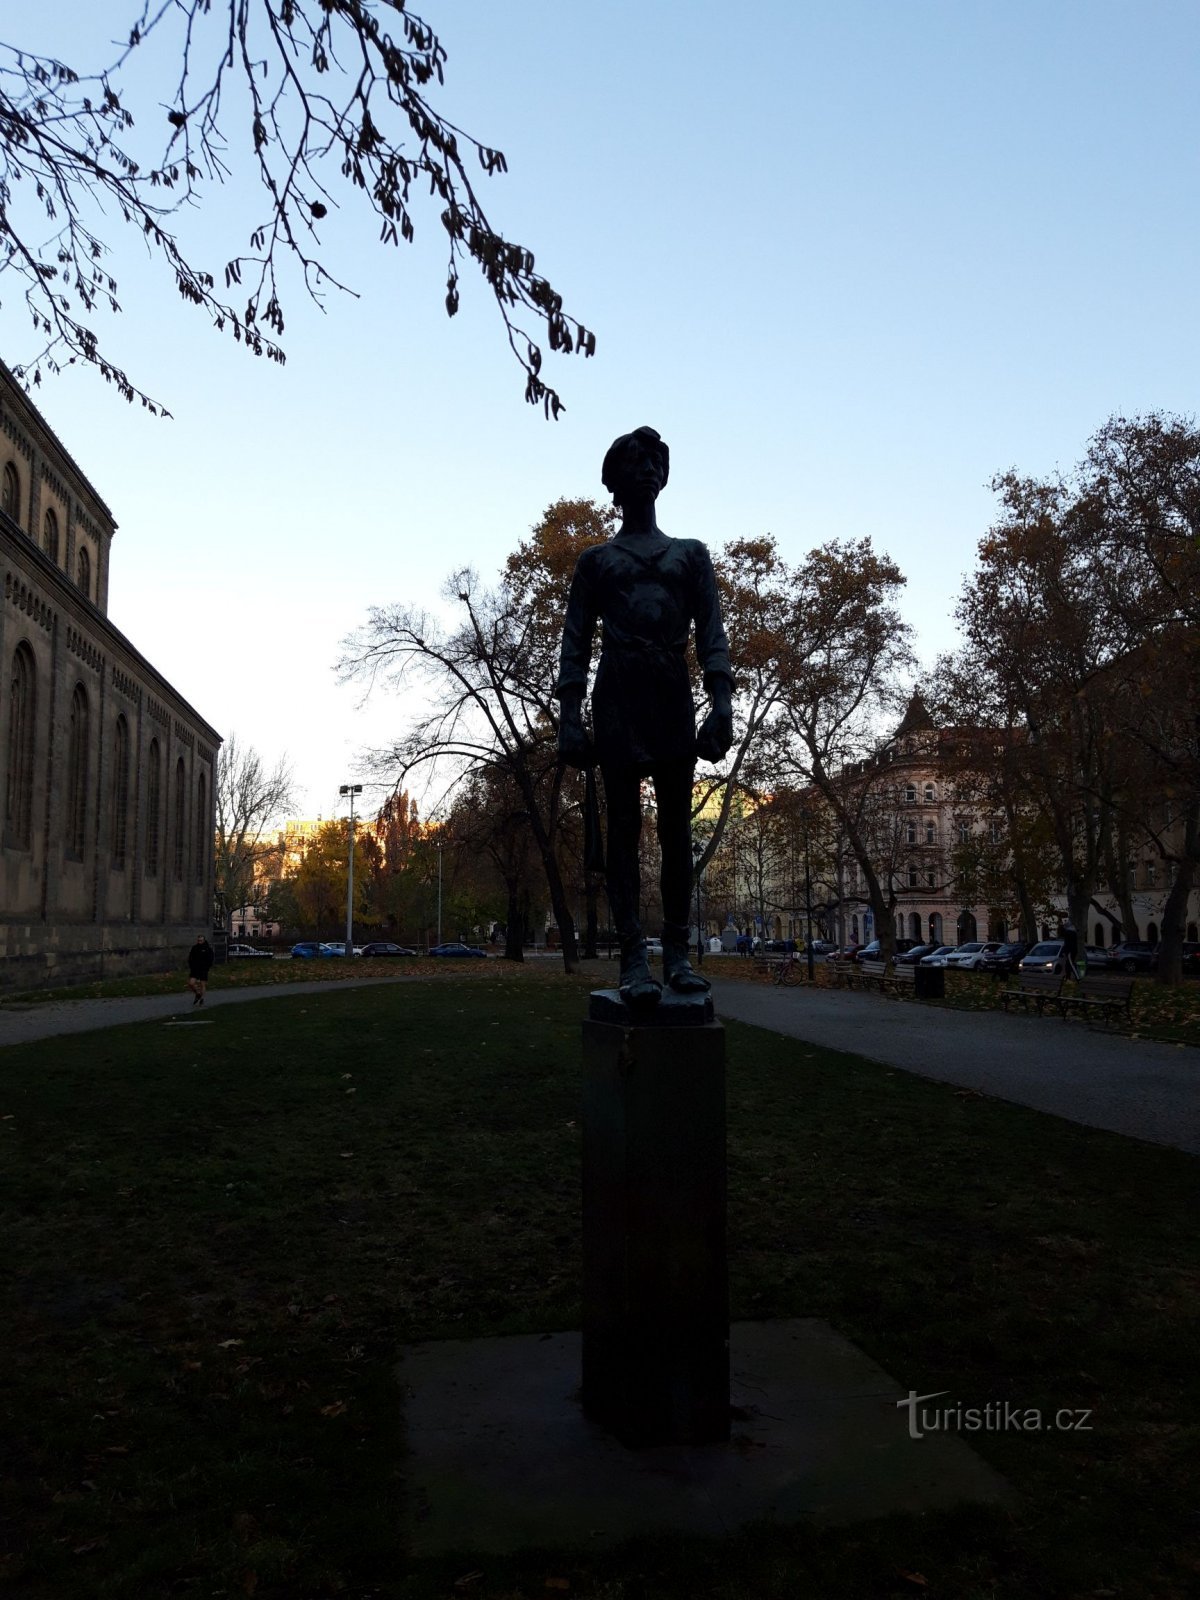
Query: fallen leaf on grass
[
  {"left": 320, "top": 1400, "right": 348, "bottom": 1417},
  {"left": 454, "top": 1573, "right": 484, "bottom": 1591},
  {"left": 545, "top": 1581, "right": 570, "bottom": 1592},
  {"left": 217, "top": 1339, "right": 244, "bottom": 1349},
  {"left": 73, "top": 1537, "right": 109, "bottom": 1555},
  {"left": 900, "top": 1574, "right": 928, "bottom": 1588}
]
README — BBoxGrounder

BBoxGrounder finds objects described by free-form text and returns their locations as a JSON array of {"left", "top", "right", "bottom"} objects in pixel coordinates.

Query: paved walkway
[{"left": 709, "top": 978, "right": 1200, "bottom": 1156}]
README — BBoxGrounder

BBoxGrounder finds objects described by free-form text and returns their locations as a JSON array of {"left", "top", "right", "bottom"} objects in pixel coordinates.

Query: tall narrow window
[
  {"left": 76, "top": 545, "right": 91, "bottom": 599},
  {"left": 43, "top": 508, "right": 59, "bottom": 563},
  {"left": 2, "top": 462, "right": 20, "bottom": 523},
  {"left": 146, "top": 739, "right": 161, "bottom": 876},
  {"left": 110, "top": 716, "right": 129, "bottom": 868},
  {"left": 5, "top": 644, "right": 35, "bottom": 848},
  {"left": 173, "top": 757, "right": 186, "bottom": 880},
  {"left": 65, "top": 683, "right": 89, "bottom": 858},
  {"left": 924, "top": 783, "right": 935, "bottom": 803},
  {"left": 195, "top": 772, "right": 207, "bottom": 884},
  {"left": 925, "top": 820, "right": 936, "bottom": 845},
  {"left": 906, "top": 821, "right": 917, "bottom": 845}
]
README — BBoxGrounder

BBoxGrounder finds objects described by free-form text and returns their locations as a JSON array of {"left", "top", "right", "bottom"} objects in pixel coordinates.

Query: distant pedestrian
[
  {"left": 1061, "top": 919, "right": 1079, "bottom": 980},
  {"left": 186, "top": 935, "right": 214, "bottom": 1007}
]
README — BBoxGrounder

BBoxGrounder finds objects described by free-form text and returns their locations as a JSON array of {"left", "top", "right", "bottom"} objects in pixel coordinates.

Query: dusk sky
[{"left": 5, "top": 0, "right": 1198, "bottom": 824}]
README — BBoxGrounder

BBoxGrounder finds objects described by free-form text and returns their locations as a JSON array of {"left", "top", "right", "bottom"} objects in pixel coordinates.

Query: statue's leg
[
  {"left": 600, "top": 763, "right": 661, "bottom": 1007},
  {"left": 654, "top": 760, "right": 710, "bottom": 994}
]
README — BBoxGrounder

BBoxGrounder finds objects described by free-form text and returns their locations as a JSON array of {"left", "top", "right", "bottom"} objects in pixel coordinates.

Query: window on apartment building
[
  {"left": 925, "top": 820, "right": 936, "bottom": 845},
  {"left": 5, "top": 643, "right": 36, "bottom": 849},
  {"left": 924, "top": 783, "right": 935, "bottom": 803},
  {"left": 958, "top": 821, "right": 969, "bottom": 845},
  {"left": 1127, "top": 862, "right": 1137, "bottom": 885},
  {"left": 926, "top": 869, "right": 936, "bottom": 887},
  {"left": 989, "top": 820, "right": 1001, "bottom": 844},
  {"left": 906, "top": 821, "right": 916, "bottom": 845},
  {"left": 195, "top": 772, "right": 207, "bottom": 884},
  {"left": 65, "top": 683, "right": 89, "bottom": 859},
  {"left": 905, "top": 783, "right": 916, "bottom": 803},
  {"left": 43, "top": 508, "right": 59, "bottom": 563},
  {"left": 907, "top": 864, "right": 918, "bottom": 887},
  {"left": 173, "top": 757, "right": 186, "bottom": 880},
  {"left": 77, "top": 545, "right": 91, "bottom": 600},
  {"left": 1144, "top": 861, "right": 1157, "bottom": 888},
  {"left": 146, "top": 739, "right": 161, "bottom": 875},
  {"left": 2, "top": 461, "right": 20, "bottom": 524},
  {"left": 110, "top": 715, "right": 129, "bottom": 868}
]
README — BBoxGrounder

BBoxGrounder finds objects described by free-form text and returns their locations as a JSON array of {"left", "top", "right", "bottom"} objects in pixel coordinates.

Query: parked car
[
  {"left": 359, "top": 942, "right": 418, "bottom": 958},
  {"left": 764, "top": 938, "right": 798, "bottom": 954},
  {"left": 1082, "top": 945, "right": 1108, "bottom": 970},
  {"left": 830, "top": 943, "right": 866, "bottom": 962},
  {"left": 805, "top": 939, "right": 838, "bottom": 957},
  {"left": 978, "top": 941, "right": 1029, "bottom": 973},
  {"left": 428, "top": 942, "right": 487, "bottom": 958},
  {"left": 943, "top": 941, "right": 1004, "bottom": 970},
  {"left": 1182, "top": 941, "right": 1200, "bottom": 978},
  {"left": 853, "top": 937, "right": 918, "bottom": 963},
  {"left": 290, "top": 941, "right": 324, "bottom": 959},
  {"left": 1019, "top": 940, "right": 1065, "bottom": 974},
  {"left": 894, "top": 942, "right": 940, "bottom": 966},
  {"left": 319, "top": 942, "right": 347, "bottom": 957},
  {"left": 918, "top": 945, "right": 959, "bottom": 967},
  {"left": 227, "top": 943, "right": 273, "bottom": 959},
  {"left": 1106, "top": 940, "right": 1157, "bottom": 974}
]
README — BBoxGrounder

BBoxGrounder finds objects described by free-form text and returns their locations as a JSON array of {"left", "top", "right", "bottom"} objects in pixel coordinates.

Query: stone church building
[{"left": 1, "top": 362, "right": 220, "bottom": 990}]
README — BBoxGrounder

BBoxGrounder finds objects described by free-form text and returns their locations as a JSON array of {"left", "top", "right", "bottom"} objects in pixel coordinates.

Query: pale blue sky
[{"left": 5, "top": 1, "right": 1198, "bottom": 819}]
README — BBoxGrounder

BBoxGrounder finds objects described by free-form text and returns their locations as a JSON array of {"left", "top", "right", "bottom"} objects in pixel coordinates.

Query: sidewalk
[{"left": 709, "top": 978, "right": 1200, "bottom": 1155}]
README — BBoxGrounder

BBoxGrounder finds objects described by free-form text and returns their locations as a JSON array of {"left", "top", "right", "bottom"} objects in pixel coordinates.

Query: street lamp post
[
  {"left": 436, "top": 836, "right": 443, "bottom": 947},
  {"left": 339, "top": 783, "right": 362, "bottom": 958}
]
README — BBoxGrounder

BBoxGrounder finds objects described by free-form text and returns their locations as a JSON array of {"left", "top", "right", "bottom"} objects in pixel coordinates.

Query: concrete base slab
[{"left": 399, "top": 1318, "right": 1010, "bottom": 1555}]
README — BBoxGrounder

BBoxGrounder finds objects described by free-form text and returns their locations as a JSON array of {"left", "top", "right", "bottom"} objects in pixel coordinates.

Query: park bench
[
  {"left": 889, "top": 963, "right": 917, "bottom": 997},
  {"left": 1000, "top": 971, "right": 1065, "bottom": 1016},
  {"left": 858, "top": 958, "right": 891, "bottom": 992},
  {"left": 828, "top": 957, "right": 860, "bottom": 988},
  {"left": 1059, "top": 974, "right": 1135, "bottom": 1026}
]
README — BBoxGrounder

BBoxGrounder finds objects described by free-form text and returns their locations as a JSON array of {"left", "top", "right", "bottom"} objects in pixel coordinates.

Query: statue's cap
[{"left": 601, "top": 426, "right": 669, "bottom": 496}]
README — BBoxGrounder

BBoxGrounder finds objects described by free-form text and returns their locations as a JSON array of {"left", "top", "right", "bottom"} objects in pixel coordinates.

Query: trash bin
[{"left": 914, "top": 964, "right": 944, "bottom": 1000}]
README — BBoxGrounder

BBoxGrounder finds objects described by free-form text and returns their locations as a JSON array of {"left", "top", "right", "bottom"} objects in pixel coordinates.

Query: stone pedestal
[{"left": 581, "top": 991, "right": 729, "bottom": 1446}]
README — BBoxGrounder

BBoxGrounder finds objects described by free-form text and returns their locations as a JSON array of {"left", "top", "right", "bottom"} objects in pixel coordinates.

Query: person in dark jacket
[
  {"left": 186, "top": 935, "right": 214, "bottom": 1006},
  {"left": 556, "top": 425, "right": 734, "bottom": 1006}
]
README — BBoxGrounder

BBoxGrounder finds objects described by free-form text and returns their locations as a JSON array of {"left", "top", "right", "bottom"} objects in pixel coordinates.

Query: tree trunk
[
  {"left": 1155, "top": 802, "right": 1199, "bottom": 986},
  {"left": 584, "top": 876, "right": 600, "bottom": 959}
]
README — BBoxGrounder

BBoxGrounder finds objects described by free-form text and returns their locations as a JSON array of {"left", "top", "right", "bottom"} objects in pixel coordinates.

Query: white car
[
  {"left": 943, "top": 941, "right": 1004, "bottom": 970},
  {"left": 227, "top": 943, "right": 273, "bottom": 959}
]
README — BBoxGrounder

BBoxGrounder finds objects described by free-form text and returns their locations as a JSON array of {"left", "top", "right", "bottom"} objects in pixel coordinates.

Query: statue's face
[{"left": 614, "top": 436, "right": 665, "bottom": 502}]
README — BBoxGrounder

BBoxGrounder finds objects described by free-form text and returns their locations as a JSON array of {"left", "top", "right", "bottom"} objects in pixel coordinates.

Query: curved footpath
[
  {"left": 1, "top": 972, "right": 1196, "bottom": 1156},
  {"left": 709, "top": 977, "right": 1200, "bottom": 1156}
]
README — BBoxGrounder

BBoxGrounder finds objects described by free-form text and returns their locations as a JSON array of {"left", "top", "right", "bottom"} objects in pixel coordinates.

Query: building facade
[{"left": 1, "top": 363, "right": 220, "bottom": 990}]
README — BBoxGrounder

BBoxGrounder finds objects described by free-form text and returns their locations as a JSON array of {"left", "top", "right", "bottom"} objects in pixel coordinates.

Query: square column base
[{"left": 581, "top": 1015, "right": 728, "bottom": 1446}]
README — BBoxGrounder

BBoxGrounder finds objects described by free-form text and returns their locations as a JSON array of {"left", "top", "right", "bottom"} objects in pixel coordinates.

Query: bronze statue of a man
[{"left": 556, "top": 426, "right": 734, "bottom": 1005}]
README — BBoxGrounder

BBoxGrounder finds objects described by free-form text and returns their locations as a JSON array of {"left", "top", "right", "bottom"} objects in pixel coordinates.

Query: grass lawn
[{"left": 1, "top": 971, "right": 1197, "bottom": 1598}]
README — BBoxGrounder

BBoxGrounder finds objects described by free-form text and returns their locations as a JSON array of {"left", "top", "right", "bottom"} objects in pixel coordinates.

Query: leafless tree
[{"left": 214, "top": 732, "right": 297, "bottom": 928}]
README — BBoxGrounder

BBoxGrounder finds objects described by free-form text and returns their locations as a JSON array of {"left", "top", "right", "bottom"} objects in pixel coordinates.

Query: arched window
[
  {"left": 76, "top": 545, "right": 91, "bottom": 599},
  {"left": 908, "top": 912, "right": 921, "bottom": 940},
  {"left": 907, "top": 863, "right": 918, "bottom": 887},
  {"left": 904, "top": 783, "right": 916, "bottom": 803},
  {"left": 1147, "top": 922, "right": 1159, "bottom": 945},
  {"left": 1093, "top": 924, "right": 1106, "bottom": 947},
  {"left": 110, "top": 716, "right": 129, "bottom": 868},
  {"left": 195, "top": 771, "right": 207, "bottom": 884},
  {"left": 43, "top": 508, "right": 59, "bottom": 563},
  {"left": 173, "top": 757, "right": 186, "bottom": 880},
  {"left": 65, "top": 683, "right": 89, "bottom": 858},
  {"left": 924, "top": 783, "right": 935, "bottom": 803},
  {"left": 1188, "top": 922, "right": 1198, "bottom": 942},
  {"left": 146, "top": 739, "right": 161, "bottom": 876},
  {"left": 929, "top": 913, "right": 942, "bottom": 943},
  {"left": 2, "top": 461, "right": 20, "bottom": 523},
  {"left": 851, "top": 915, "right": 860, "bottom": 942},
  {"left": 5, "top": 644, "right": 36, "bottom": 848}
]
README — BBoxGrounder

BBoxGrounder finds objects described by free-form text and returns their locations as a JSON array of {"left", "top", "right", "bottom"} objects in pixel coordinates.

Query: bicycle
[{"left": 772, "top": 952, "right": 802, "bottom": 986}]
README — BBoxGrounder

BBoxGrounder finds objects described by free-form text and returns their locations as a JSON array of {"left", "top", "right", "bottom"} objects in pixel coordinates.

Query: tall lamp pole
[
  {"left": 436, "top": 836, "right": 443, "bottom": 947},
  {"left": 339, "top": 783, "right": 362, "bottom": 957}
]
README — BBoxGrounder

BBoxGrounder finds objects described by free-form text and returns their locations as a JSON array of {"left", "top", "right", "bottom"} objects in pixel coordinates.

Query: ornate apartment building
[{"left": 1, "top": 362, "right": 221, "bottom": 990}]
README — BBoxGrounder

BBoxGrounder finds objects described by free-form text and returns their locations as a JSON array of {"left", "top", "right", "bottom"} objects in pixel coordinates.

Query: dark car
[
  {"left": 1107, "top": 940, "right": 1157, "bottom": 974},
  {"left": 1182, "top": 941, "right": 1200, "bottom": 978},
  {"left": 978, "top": 940, "right": 1030, "bottom": 974},
  {"left": 360, "top": 942, "right": 418, "bottom": 958},
  {"left": 428, "top": 942, "right": 487, "bottom": 958},
  {"left": 289, "top": 941, "right": 324, "bottom": 959},
  {"left": 764, "top": 938, "right": 798, "bottom": 954},
  {"left": 853, "top": 937, "right": 917, "bottom": 962},
  {"left": 894, "top": 941, "right": 940, "bottom": 966}
]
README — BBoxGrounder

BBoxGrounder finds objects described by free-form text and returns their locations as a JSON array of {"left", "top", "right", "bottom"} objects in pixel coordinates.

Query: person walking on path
[
  {"left": 186, "top": 935, "right": 214, "bottom": 1006},
  {"left": 1061, "top": 918, "right": 1080, "bottom": 980}
]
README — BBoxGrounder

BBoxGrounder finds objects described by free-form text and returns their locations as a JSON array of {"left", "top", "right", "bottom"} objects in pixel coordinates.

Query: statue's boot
[
  {"left": 662, "top": 922, "right": 710, "bottom": 994},
  {"left": 618, "top": 935, "right": 662, "bottom": 1009}
]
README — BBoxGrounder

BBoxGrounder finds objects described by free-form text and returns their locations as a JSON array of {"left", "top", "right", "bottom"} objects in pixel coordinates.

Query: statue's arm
[
  {"left": 692, "top": 543, "right": 734, "bottom": 761},
  {"left": 555, "top": 554, "right": 597, "bottom": 766}
]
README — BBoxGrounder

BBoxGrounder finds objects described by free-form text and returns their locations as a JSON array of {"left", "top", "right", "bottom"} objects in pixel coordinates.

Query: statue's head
[{"left": 601, "top": 425, "right": 669, "bottom": 507}]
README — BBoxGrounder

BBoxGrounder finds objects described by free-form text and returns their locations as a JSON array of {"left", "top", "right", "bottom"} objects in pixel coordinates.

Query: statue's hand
[
  {"left": 695, "top": 705, "right": 734, "bottom": 763},
  {"left": 558, "top": 703, "right": 592, "bottom": 769}
]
